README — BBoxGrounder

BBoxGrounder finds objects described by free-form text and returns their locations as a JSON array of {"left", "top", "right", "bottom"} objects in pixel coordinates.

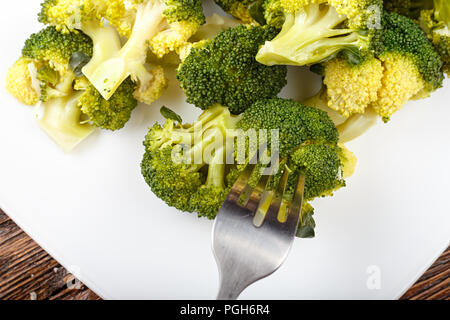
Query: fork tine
[
  {"left": 285, "top": 172, "right": 305, "bottom": 229},
  {"left": 227, "top": 144, "right": 268, "bottom": 203},
  {"left": 244, "top": 173, "right": 271, "bottom": 212},
  {"left": 258, "top": 167, "right": 290, "bottom": 226}
]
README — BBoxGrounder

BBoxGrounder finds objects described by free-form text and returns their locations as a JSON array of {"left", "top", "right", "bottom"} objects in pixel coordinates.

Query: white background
[{"left": 0, "top": 0, "right": 449, "bottom": 299}]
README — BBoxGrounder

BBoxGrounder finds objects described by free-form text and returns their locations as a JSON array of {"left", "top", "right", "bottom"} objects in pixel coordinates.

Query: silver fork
[{"left": 212, "top": 154, "right": 305, "bottom": 300}]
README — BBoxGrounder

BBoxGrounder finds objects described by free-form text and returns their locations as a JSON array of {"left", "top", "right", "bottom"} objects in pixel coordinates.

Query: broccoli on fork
[
  {"left": 141, "top": 98, "right": 356, "bottom": 237},
  {"left": 256, "top": 0, "right": 384, "bottom": 67}
]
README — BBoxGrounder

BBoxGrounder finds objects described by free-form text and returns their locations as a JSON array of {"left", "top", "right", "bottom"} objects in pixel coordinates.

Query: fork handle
[{"left": 216, "top": 277, "right": 249, "bottom": 300}]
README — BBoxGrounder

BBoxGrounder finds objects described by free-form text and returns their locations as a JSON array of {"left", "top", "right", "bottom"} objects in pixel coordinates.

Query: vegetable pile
[{"left": 5, "top": 0, "right": 448, "bottom": 236}]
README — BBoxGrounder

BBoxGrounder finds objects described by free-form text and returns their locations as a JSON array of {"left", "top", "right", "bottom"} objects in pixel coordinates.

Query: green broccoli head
[
  {"left": 419, "top": 1, "right": 450, "bottom": 74},
  {"left": 288, "top": 143, "right": 345, "bottom": 200},
  {"left": 213, "top": 0, "right": 267, "bottom": 24},
  {"left": 22, "top": 26, "right": 93, "bottom": 76},
  {"left": 256, "top": 0, "right": 384, "bottom": 66},
  {"left": 141, "top": 99, "right": 352, "bottom": 237},
  {"left": 176, "top": 25, "right": 287, "bottom": 114},
  {"left": 15, "top": 26, "right": 93, "bottom": 103},
  {"left": 237, "top": 98, "right": 339, "bottom": 157},
  {"left": 236, "top": 98, "right": 343, "bottom": 202},
  {"left": 382, "top": 12, "right": 443, "bottom": 92},
  {"left": 76, "top": 77, "right": 138, "bottom": 131},
  {"left": 141, "top": 105, "right": 241, "bottom": 217}
]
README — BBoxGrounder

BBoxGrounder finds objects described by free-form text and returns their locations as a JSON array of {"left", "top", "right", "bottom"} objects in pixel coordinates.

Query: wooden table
[{"left": 0, "top": 208, "right": 448, "bottom": 300}]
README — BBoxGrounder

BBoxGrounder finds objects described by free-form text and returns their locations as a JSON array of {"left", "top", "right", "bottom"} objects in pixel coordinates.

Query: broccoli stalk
[
  {"left": 142, "top": 105, "right": 242, "bottom": 217},
  {"left": 256, "top": 0, "right": 383, "bottom": 67},
  {"left": 257, "top": 3, "right": 368, "bottom": 66},
  {"left": 84, "top": 1, "right": 166, "bottom": 100},
  {"left": 36, "top": 90, "right": 95, "bottom": 153},
  {"left": 434, "top": 0, "right": 450, "bottom": 25},
  {"left": 80, "top": 23, "right": 123, "bottom": 83}
]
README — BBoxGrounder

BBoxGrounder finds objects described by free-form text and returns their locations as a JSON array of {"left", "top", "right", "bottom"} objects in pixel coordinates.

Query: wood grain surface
[{"left": 0, "top": 208, "right": 448, "bottom": 300}]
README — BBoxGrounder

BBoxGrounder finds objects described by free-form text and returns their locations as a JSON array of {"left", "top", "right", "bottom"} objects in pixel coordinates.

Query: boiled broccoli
[
  {"left": 176, "top": 25, "right": 287, "bottom": 114},
  {"left": 419, "top": 0, "right": 450, "bottom": 75},
  {"left": 39, "top": 0, "right": 204, "bottom": 100},
  {"left": 141, "top": 98, "right": 356, "bottom": 237},
  {"left": 255, "top": 0, "right": 384, "bottom": 67},
  {"left": 5, "top": 57, "right": 41, "bottom": 106},
  {"left": 373, "top": 11, "right": 443, "bottom": 120},
  {"left": 74, "top": 77, "right": 138, "bottom": 131},
  {"left": 213, "top": 0, "right": 266, "bottom": 24},
  {"left": 304, "top": 11, "right": 444, "bottom": 140},
  {"left": 5, "top": 27, "right": 139, "bottom": 151},
  {"left": 38, "top": 0, "right": 171, "bottom": 103},
  {"left": 147, "top": 14, "right": 242, "bottom": 66},
  {"left": 5, "top": 26, "right": 93, "bottom": 105},
  {"left": 384, "top": 0, "right": 449, "bottom": 75}
]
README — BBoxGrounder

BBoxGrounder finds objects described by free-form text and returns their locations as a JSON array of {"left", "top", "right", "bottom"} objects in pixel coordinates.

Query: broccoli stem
[
  {"left": 205, "top": 146, "right": 226, "bottom": 188},
  {"left": 256, "top": 4, "right": 363, "bottom": 66},
  {"left": 435, "top": 0, "right": 450, "bottom": 29},
  {"left": 83, "top": 1, "right": 166, "bottom": 100},
  {"left": 81, "top": 22, "right": 122, "bottom": 80},
  {"left": 36, "top": 91, "right": 95, "bottom": 152}
]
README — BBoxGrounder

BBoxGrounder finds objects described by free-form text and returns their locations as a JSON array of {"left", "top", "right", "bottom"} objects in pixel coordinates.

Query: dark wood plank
[
  {"left": 400, "top": 247, "right": 450, "bottom": 300},
  {"left": 0, "top": 209, "right": 100, "bottom": 300},
  {"left": 0, "top": 208, "right": 448, "bottom": 300}
]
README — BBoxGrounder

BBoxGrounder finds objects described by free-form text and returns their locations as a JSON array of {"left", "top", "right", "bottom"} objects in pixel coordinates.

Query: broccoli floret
[
  {"left": 5, "top": 26, "right": 141, "bottom": 151},
  {"left": 141, "top": 98, "right": 355, "bottom": 237},
  {"left": 5, "top": 26, "right": 92, "bottom": 105},
  {"left": 237, "top": 98, "right": 339, "bottom": 156},
  {"left": 256, "top": 0, "right": 384, "bottom": 66},
  {"left": 384, "top": 0, "right": 450, "bottom": 75},
  {"left": 43, "top": 0, "right": 205, "bottom": 100},
  {"left": 288, "top": 143, "right": 344, "bottom": 200},
  {"left": 305, "top": 11, "right": 444, "bottom": 134},
  {"left": 22, "top": 26, "right": 93, "bottom": 77},
  {"left": 176, "top": 25, "right": 287, "bottom": 114},
  {"left": 75, "top": 77, "right": 138, "bottom": 131},
  {"left": 5, "top": 58, "right": 41, "bottom": 105},
  {"left": 38, "top": 0, "right": 172, "bottom": 101},
  {"left": 132, "top": 65, "right": 168, "bottom": 106},
  {"left": 141, "top": 105, "right": 241, "bottom": 217},
  {"left": 373, "top": 12, "right": 443, "bottom": 119},
  {"left": 419, "top": 1, "right": 450, "bottom": 74},
  {"left": 38, "top": 0, "right": 128, "bottom": 33},
  {"left": 213, "top": 0, "right": 266, "bottom": 24}
]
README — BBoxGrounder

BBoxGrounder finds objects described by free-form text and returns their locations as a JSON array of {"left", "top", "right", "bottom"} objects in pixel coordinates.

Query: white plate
[{"left": 0, "top": 1, "right": 449, "bottom": 300}]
